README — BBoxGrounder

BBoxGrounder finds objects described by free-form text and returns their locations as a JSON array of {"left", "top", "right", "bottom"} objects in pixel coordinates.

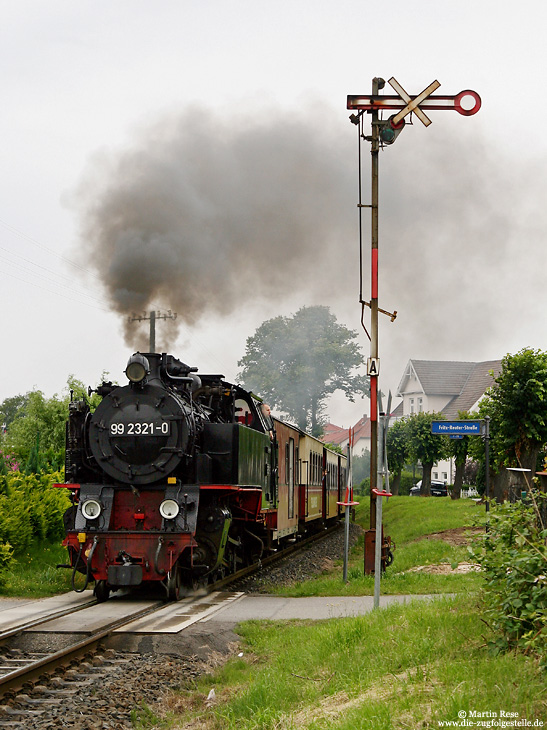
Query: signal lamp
[
  {"left": 379, "top": 116, "right": 405, "bottom": 145},
  {"left": 125, "top": 353, "right": 150, "bottom": 384},
  {"left": 159, "top": 499, "right": 180, "bottom": 520},
  {"left": 81, "top": 499, "right": 102, "bottom": 520}
]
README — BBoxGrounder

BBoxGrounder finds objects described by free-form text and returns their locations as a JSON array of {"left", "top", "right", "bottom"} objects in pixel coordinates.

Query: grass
[
  {"left": 135, "top": 594, "right": 547, "bottom": 729},
  {"left": 267, "top": 495, "right": 486, "bottom": 596},
  {"left": 0, "top": 540, "right": 74, "bottom": 597},
  {"left": 130, "top": 495, "right": 543, "bottom": 729},
  {"left": 0, "top": 496, "right": 484, "bottom": 599}
]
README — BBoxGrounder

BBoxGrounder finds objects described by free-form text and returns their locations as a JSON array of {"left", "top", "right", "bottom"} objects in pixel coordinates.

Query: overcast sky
[{"left": 1, "top": 1, "right": 546, "bottom": 426}]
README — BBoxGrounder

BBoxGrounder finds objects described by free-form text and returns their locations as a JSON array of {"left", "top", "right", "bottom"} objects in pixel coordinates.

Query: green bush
[
  {"left": 0, "top": 542, "right": 14, "bottom": 586},
  {"left": 398, "top": 469, "right": 418, "bottom": 495},
  {"left": 0, "top": 471, "right": 70, "bottom": 556},
  {"left": 472, "top": 492, "right": 547, "bottom": 664}
]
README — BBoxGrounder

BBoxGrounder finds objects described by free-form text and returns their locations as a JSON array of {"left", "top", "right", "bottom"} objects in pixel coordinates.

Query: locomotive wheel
[
  {"left": 94, "top": 580, "right": 110, "bottom": 603},
  {"left": 166, "top": 566, "right": 183, "bottom": 601}
]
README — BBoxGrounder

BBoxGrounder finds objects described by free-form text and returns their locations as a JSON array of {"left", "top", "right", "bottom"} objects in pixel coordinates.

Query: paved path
[{"left": 206, "top": 593, "right": 441, "bottom": 622}]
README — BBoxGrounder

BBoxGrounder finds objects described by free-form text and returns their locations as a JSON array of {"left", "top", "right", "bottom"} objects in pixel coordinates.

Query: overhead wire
[
  {"left": 0, "top": 216, "right": 229, "bottom": 374},
  {"left": 0, "top": 247, "right": 109, "bottom": 309}
]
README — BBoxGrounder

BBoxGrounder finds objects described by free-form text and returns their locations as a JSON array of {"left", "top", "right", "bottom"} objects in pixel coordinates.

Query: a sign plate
[
  {"left": 367, "top": 357, "right": 380, "bottom": 376},
  {"left": 431, "top": 421, "right": 482, "bottom": 435}
]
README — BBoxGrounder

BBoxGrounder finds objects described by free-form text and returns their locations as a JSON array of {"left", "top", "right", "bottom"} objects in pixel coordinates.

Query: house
[
  {"left": 396, "top": 359, "right": 502, "bottom": 482},
  {"left": 321, "top": 415, "right": 372, "bottom": 456},
  {"left": 396, "top": 359, "right": 502, "bottom": 417},
  {"left": 322, "top": 422, "right": 350, "bottom": 450}
]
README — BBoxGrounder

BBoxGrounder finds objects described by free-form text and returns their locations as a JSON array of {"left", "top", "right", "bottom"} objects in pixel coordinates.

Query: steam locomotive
[{"left": 57, "top": 352, "right": 346, "bottom": 601}]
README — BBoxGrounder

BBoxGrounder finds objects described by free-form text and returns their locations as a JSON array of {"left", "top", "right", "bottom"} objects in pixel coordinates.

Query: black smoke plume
[
  {"left": 73, "top": 104, "right": 542, "bottom": 375},
  {"left": 72, "top": 105, "right": 355, "bottom": 349}
]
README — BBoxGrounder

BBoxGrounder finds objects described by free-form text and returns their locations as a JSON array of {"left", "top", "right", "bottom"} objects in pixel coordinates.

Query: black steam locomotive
[{"left": 58, "top": 352, "right": 345, "bottom": 601}]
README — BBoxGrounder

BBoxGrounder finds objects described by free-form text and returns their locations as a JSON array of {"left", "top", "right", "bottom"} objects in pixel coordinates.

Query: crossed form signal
[
  {"left": 388, "top": 77, "right": 440, "bottom": 126},
  {"left": 347, "top": 79, "right": 481, "bottom": 119}
]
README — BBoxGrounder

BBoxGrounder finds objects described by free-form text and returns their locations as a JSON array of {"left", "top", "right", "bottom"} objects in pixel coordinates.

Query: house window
[
  {"left": 442, "top": 472, "right": 447, "bottom": 481},
  {"left": 418, "top": 397, "right": 423, "bottom": 412},
  {"left": 433, "top": 472, "right": 438, "bottom": 479},
  {"left": 410, "top": 398, "right": 414, "bottom": 414}
]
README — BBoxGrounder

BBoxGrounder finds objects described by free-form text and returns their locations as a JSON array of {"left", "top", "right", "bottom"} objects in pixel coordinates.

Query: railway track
[
  {"left": 0, "top": 598, "right": 165, "bottom": 695},
  {"left": 0, "top": 522, "right": 342, "bottom": 727}
]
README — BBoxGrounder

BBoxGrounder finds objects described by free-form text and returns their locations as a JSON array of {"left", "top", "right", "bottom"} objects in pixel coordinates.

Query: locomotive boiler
[{"left": 58, "top": 352, "right": 345, "bottom": 601}]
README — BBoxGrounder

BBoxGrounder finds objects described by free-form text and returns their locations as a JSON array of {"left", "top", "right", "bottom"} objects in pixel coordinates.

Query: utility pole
[
  {"left": 128, "top": 310, "right": 177, "bottom": 352},
  {"left": 369, "top": 76, "right": 381, "bottom": 533}
]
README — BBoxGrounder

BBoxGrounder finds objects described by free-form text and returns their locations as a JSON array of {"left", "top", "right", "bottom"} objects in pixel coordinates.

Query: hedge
[{"left": 0, "top": 471, "right": 70, "bottom": 584}]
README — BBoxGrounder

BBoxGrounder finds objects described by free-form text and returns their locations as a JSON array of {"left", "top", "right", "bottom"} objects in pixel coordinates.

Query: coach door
[{"left": 287, "top": 437, "right": 295, "bottom": 520}]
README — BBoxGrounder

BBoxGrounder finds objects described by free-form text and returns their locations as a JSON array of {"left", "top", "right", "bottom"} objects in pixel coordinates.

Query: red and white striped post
[{"left": 337, "top": 427, "right": 358, "bottom": 583}]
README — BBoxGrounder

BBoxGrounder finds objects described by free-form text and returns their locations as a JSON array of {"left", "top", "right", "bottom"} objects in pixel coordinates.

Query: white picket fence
[{"left": 461, "top": 487, "right": 479, "bottom": 499}]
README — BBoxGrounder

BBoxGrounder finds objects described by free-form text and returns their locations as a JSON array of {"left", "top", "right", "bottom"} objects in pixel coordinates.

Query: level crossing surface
[{"left": 0, "top": 592, "right": 442, "bottom": 634}]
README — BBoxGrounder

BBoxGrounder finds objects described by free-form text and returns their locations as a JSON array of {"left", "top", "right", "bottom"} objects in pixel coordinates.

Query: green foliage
[
  {"left": 406, "top": 411, "right": 449, "bottom": 465},
  {"left": 405, "top": 412, "right": 449, "bottom": 495},
  {"left": 0, "top": 541, "right": 73, "bottom": 597},
  {"left": 447, "top": 411, "right": 477, "bottom": 465},
  {"left": 472, "top": 493, "right": 547, "bottom": 664},
  {"left": 447, "top": 410, "right": 479, "bottom": 498},
  {"left": 351, "top": 449, "right": 370, "bottom": 484},
  {"left": 385, "top": 418, "right": 408, "bottom": 475},
  {"left": 237, "top": 306, "right": 369, "bottom": 436},
  {"left": 482, "top": 348, "right": 547, "bottom": 471},
  {"left": 397, "top": 469, "right": 419, "bottom": 495},
  {"left": 0, "top": 471, "right": 70, "bottom": 568},
  {"left": 0, "top": 394, "right": 30, "bottom": 429},
  {"left": 0, "top": 489, "right": 33, "bottom": 553},
  {"left": 268, "top": 496, "right": 483, "bottom": 598},
  {"left": 1, "top": 373, "right": 109, "bottom": 473},
  {"left": 168, "top": 594, "right": 547, "bottom": 730},
  {"left": 0, "top": 542, "right": 14, "bottom": 586},
  {"left": 6, "top": 390, "right": 67, "bottom": 459}
]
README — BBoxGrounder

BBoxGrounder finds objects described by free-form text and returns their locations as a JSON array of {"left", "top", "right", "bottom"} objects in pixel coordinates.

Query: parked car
[{"left": 409, "top": 479, "right": 448, "bottom": 497}]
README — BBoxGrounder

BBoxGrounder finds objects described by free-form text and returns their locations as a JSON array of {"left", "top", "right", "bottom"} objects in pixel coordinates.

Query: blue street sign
[{"left": 431, "top": 421, "right": 482, "bottom": 435}]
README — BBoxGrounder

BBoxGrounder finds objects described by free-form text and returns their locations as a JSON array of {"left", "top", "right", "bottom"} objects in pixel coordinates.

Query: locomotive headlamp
[
  {"left": 159, "top": 499, "right": 179, "bottom": 520},
  {"left": 81, "top": 499, "right": 102, "bottom": 520},
  {"left": 125, "top": 353, "right": 150, "bottom": 384}
]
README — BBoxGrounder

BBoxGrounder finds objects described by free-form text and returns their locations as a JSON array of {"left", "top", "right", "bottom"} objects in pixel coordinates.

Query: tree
[
  {"left": 406, "top": 412, "right": 450, "bottom": 496},
  {"left": 352, "top": 449, "right": 371, "bottom": 485},
  {"left": 478, "top": 348, "right": 547, "bottom": 501},
  {"left": 237, "top": 306, "right": 369, "bottom": 435},
  {"left": 0, "top": 394, "right": 30, "bottom": 430},
  {"left": 447, "top": 410, "right": 478, "bottom": 499},
  {"left": 5, "top": 390, "right": 67, "bottom": 470},
  {"left": 386, "top": 418, "right": 408, "bottom": 495},
  {"left": 2, "top": 374, "right": 110, "bottom": 473}
]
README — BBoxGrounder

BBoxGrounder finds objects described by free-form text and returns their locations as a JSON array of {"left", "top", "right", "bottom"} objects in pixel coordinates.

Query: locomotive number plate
[{"left": 110, "top": 421, "right": 170, "bottom": 436}]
